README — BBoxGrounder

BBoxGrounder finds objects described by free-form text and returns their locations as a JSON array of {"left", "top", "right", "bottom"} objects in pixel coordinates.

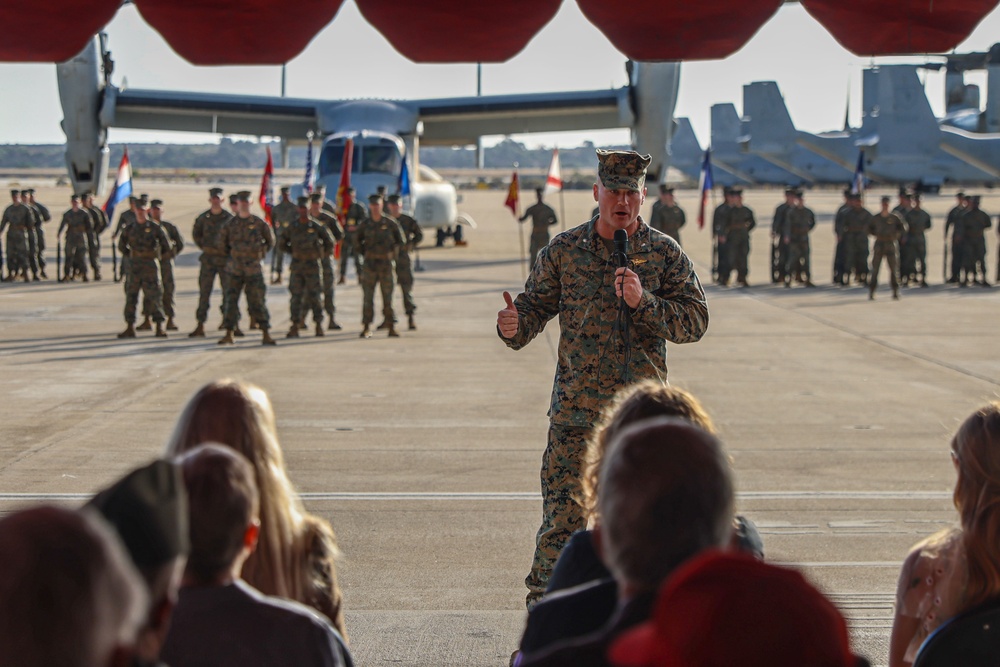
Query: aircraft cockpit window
[
  {"left": 318, "top": 143, "right": 361, "bottom": 177},
  {"left": 360, "top": 145, "right": 399, "bottom": 175}
]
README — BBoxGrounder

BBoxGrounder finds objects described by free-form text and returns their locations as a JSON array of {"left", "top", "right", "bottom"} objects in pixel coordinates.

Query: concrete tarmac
[{"left": 1, "top": 184, "right": 998, "bottom": 666}]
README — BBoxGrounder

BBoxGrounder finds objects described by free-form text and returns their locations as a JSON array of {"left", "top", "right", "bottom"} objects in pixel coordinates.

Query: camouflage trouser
[
  {"left": 4, "top": 233, "right": 29, "bottom": 275},
  {"left": 322, "top": 256, "right": 336, "bottom": 316},
  {"left": 289, "top": 259, "right": 323, "bottom": 325},
  {"left": 339, "top": 232, "right": 363, "bottom": 279},
  {"left": 272, "top": 242, "right": 287, "bottom": 278},
  {"left": 525, "top": 422, "right": 590, "bottom": 607},
  {"left": 785, "top": 239, "right": 810, "bottom": 280},
  {"left": 844, "top": 232, "right": 869, "bottom": 280},
  {"left": 772, "top": 238, "right": 788, "bottom": 282},
  {"left": 908, "top": 235, "right": 927, "bottom": 278},
  {"left": 26, "top": 227, "right": 38, "bottom": 274},
  {"left": 725, "top": 231, "right": 751, "bottom": 281},
  {"left": 35, "top": 227, "right": 45, "bottom": 269},
  {"left": 962, "top": 237, "right": 986, "bottom": 274},
  {"left": 361, "top": 258, "right": 394, "bottom": 325},
  {"left": 223, "top": 268, "right": 269, "bottom": 330},
  {"left": 89, "top": 235, "right": 101, "bottom": 271},
  {"left": 833, "top": 237, "right": 846, "bottom": 282},
  {"left": 124, "top": 259, "right": 164, "bottom": 323},
  {"left": 145, "top": 259, "right": 175, "bottom": 318},
  {"left": 395, "top": 252, "right": 416, "bottom": 315},
  {"left": 715, "top": 239, "right": 729, "bottom": 281},
  {"left": 529, "top": 234, "right": 549, "bottom": 270},
  {"left": 950, "top": 235, "right": 964, "bottom": 280},
  {"left": 870, "top": 241, "right": 899, "bottom": 293},
  {"left": 65, "top": 240, "right": 89, "bottom": 277},
  {"left": 195, "top": 255, "right": 232, "bottom": 324}
]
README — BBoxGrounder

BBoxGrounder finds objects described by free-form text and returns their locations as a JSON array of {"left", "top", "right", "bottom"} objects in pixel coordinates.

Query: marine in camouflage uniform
[
  {"left": 712, "top": 189, "right": 734, "bottom": 283},
  {"left": 338, "top": 188, "right": 366, "bottom": 283},
  {"left": 902, "top": 195, "right": 931, "bottom": 287},
  {"left": 944, "top": 192, "right": 967, "bottom": 283},
  {"left": 58, "top": 195, "right": 94, "bottom": 281},
  {"left": 147, "top": 200, "right": 184, "bottom": 330},
  {"left": 720, "top": 189, "right": 756, "bottom": 286},
  {"left": 188, "top": 188, "right": 234, "bottom": 338},
  {"left": 358, "top": 194, "right": 405, "bottom": 338},
  {"left": 269, "top": 187, "right": 297, "bottom": 285},
  {"left": 280, "top": 196, "right": 335, "bottom": 338},
  {"left": 114, "top": 197, "right": 141, "bottom": 287},
  {"left": 387, "top": 194, "right": 423, "bottom": 330},
  {"left": 959, "top": 196, "right": 992, "bottom": 286},
  {"left": 308, "top": 193, "right": 344, "bottom": 330},
  {"left": 867, "top": 197, "right": 905, "bottom": 300},
  {"left": 218, "top": 191, "right": 276, "bottom": 346},
  {"left": 116, "top": 201, "right": 171, "bottom": 338},
  {"left": 839, "top": 193, "right": 872, "bottom": 285},
  {"left": 519, "top": 188, "right": 558, "bottom": 269},
  {"left": 648, "top": 185, "right": 686, "bottom": 246},
  {"left": 771, "top": 188, "right": 796, "bottom": 283},
  {"left": 0, "top": 189, "right": 36, "bottom": 281},
  {"left": 782, "top": 191, "right": 816, "bottom": 287},
  {"left": 23, "top": 190, "right": 49, "bottom": 279},
  {"left": 82, "top": 191, "right": 107, "bottom": 280},
  {"left": 497, "top": 149, "right": 709, "bottom": 607}
]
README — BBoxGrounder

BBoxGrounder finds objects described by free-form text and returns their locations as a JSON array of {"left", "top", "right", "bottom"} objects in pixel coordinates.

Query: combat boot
[
  {"left": 804, "top": 279, "right": 816, "bottom": 288},
  {"left": 376, "top": 319, "right": 390, "bottom": 330},
  {"left": 328, "top": 319, "right": 342, "bottom": 331},
  {"left": 39, "top": 268, "right": 47, "bottom": 279},
  {"left": 408, "top": 315, "right": 416, "bottom": 330},
  {"left": 81, "top": 274, "right": 89, "bottom": 283},
  {"left": 117, "top": 324, "right": 137, "bottom": 339},
  {"left": 94, "top": 268, "right": 102, "bottom": 281},
  {"left": 136, "top": 316, "right": 152, "bottom": 331},
  {"left": 32, "top": 273, "right": 40, "bottom": 281},
  {"left": 188, "top": 323, "right": 206, "bottom": 338},
  {"left": 387, "top": 325, "right": 400, "bottom": 338},
  {"left": 166, "top": 317, "right": 178, "bottom": 331},
  {"left": 271, "top": 275, "right": 282, "bottom": 285},
  {"left": 286, "top": 324, "right": 300, "bottom": 338},
  {"left": 360, "top": 325, "right": 372, "bottom": 339},
  {"left": 315, "top": 322, "right": 325, "bottom": 337},
  {"left": 218, "top": 330, "right": 235, "bottom": 345},
  {"left": 233, "top": 327, "right": 245, "bottom": 338},
  {"left": 261, "top": 328, "right": 277, "bottom": 346},
  {"left": 249, "top": 316, "right": 259, "bottom": 330},
  {"left": 892, "top": 290, "right": 900, "bottom": 300},
  {"left": 337, "top": 275, "right": 346, "bottom": 285},
  {"left": 155, "top": 322, "right": 168, "bottom": 338}
]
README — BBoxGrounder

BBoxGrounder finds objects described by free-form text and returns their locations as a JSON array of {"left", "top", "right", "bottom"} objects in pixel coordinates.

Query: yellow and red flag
[
  {"left": 335, "top": 137, "right": 354, "bottom": 222},
  {"left": 259, "top": 146, "right": 274, "bottom": 224},
  {"left": 504, "top": 169, "right": 520, "bottom": 216}
]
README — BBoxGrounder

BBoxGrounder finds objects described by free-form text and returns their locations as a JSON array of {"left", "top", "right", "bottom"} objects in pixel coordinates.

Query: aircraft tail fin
[
  {"left": 741, "top": 81, "right": 797, "bottom": 155},
  {"left": 667, "top": 117, "right": 702, "bottom": 181},
  {"left": 710, "top": 103, "right": 743, "bottom": 154},
  {"left": 861, "top": 66, "right": 939, "bottom": 159}
]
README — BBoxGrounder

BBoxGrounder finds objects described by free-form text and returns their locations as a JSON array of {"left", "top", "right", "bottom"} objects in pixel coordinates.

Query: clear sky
[{"left": 2, "top": 1, "right": 1000, "bottom": 150}]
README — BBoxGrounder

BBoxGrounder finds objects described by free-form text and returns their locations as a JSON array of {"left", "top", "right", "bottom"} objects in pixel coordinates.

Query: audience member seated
[
  {"left": 88, "top": 460, "right": 190, "bottom": 667},
  {"left": 889, "top": 401, "right": 1000, "bottom": 667},
  {"left": 518, "top": 417, "right": 734, "bottom": 667},
  {"left": 0, "top": 505, "right": 148, "bottom": 667},
  {"left": 165, "top": 379, "right": 348, "bottom": 640},
  {"left": 161, "top": 444, "right": 352, "bottom": 667},
  {"left": 520, "top": 383, "right": 760, "bottom": 658},
  {"left": 608, "top": 550, "right": 864, "bottom": 667}
]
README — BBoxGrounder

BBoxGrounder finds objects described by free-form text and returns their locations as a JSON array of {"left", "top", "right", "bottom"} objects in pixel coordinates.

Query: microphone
[{"left": 613, "top": 229, "right": 628, "bottom": 268}]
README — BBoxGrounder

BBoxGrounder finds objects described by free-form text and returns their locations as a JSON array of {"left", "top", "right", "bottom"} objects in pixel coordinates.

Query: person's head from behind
[
  {"left": 598, "top": 417, "right": 734, "bottom": 596},
  {"left": 0, "top": 506, "right": 147, "bottom": 667},
  {"left": 87, "top": 460, "right": 189, "bottom": 663},
  {"left": 951, "top": 401, "right": 1000, "bottom": 608},
  {"left": 178, "top": 444, "right": 260, "bottom": 586},
  {"left": 582, "top": 381, "right": 715, "bottom": 519},
  {"left": 609, "top": 551, "right": 856, "bottom": 667}
]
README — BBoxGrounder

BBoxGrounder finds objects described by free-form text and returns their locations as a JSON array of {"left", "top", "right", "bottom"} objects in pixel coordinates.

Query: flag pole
[{"left": 515, "top": 162, "right": 526, "bottom": 282}]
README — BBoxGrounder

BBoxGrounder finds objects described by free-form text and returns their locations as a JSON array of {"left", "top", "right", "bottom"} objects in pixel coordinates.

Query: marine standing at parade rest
[
  {"left": 23, "top": 189, "right": 50, "bottom": 279},
  {"left": 280, "top": 196, "right": 335, "bottom": 338},
  {"left": 867, "top": 196, "right": 905, "bottom": 301},
  {"left": 149, "top": 200, "right": 184, "bottom": 331},
  {"left": 496, "top": 149, "right": 709, "bottom": 607},
  {"left": 269, "top": 186, "right": 297, "bottom": 285},
  {"left": 520, "top": 188, "right": 558, "bottom": 270},
  {"left": 308, "top": 192, "right": 344, "bottom": 331},
  {"left": 648, "top": 185, "right": 686, "bottom": 246},
  {"left": 114, "top": 195, "right": 144, "bottom": 287},
  {"left": 944, "top": 192, "right": 967, "bottom": 283},
  {"left": 1, "top": 189, "right": 37, "bottom": 281},
  {"left": 902, "top": 194, "right": 931, "bottom": 287},
  {"left": 57, "top": 194, "right": 94, "bottom": 281},
  {"left": 771, "top": 187, "right": 796, "bottom": 284},
  {"left": 338, "top": 187, "right": 366, "bottom": 284},
  {"left": 712, "top": 187, "right": 734, "bottom": 284},
  {"left": 832, "top": 189, "right": 852, "bottom": 285},
  {"left": 116, "top": 198, "right": 171, "bottom": 338},
  {"left": 358, "top": 194, "right": 405, "bottom": 339},
  {"left": 838, "top": 193, "right": 872, "bottom": 286},
  {"left": 218, "top": 191, "right": 277, "bottom": 346},
  {"left": 719, "top": 188, "right": 756, "bottom": 287},
  {"left": 959, "top": 195, "right": 991, "bottom": 287},
  {"left": 81, "top": 191, "right": 107, "bottom": 281},
  {"left": 386, "top": 194, "right": 423, "bottom": 331},
  {"left": 189, "top": 188, "right": 234, "bottom": 338},
  {"left": 783, "top": 190, "right": 816, "bottom": 288},
  {"left": 18, "top": 189, "right": 40, "bottom": 280}
]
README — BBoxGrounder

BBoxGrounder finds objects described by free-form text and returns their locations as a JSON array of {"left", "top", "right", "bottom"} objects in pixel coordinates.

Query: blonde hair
[
  {"left": 581, "top": 380, "right": 716, "bottom": 519},
  {"left": 952, "top": 401, "right": 1000, "bottom": 609},
  {"left": 165, "top": 380, "right": 340, "bottom": 612}
]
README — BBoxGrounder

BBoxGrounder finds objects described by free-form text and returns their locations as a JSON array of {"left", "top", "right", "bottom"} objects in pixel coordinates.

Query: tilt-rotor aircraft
[{"left": 58, "top": 36, "right": 680, "bottom": 230}]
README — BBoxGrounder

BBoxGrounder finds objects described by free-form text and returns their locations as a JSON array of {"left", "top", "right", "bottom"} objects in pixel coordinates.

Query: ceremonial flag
[
  {"left": 696, "top": 148, "right": 714, "bottom": 229},
  {"left": 851, "top": 150, "right": 866, "bottom": 195},
  {"left": 504, "top": 170, "right": 520, "bottom": 216},
  {"left": 103, "top": 148, "right": 132, "bottom": 221},
  {"left": 303, "top": 132, "right": 315, "bottom": 194},
  {"left": 398, "top": 156, "right": 411, "bottom": 197},
  {"left": 335, "top": 137, "right": 354, "bottom": 221},
  {"left": 259, "top": 146, "right": 274, "bottom": 224},
  {"left": 544, "top": 148, "right": 562, "bottom": 194}
]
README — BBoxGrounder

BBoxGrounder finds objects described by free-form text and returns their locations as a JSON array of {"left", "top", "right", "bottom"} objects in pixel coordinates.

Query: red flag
[
  {"left": 504, "top": 170, "right": 520, "bottom": 216},
  {"left": 335, "top": 137, "right": 354, "bottom": 222},
  {"left": 259, "top": 146, "right": 274, "bottom": 224}
]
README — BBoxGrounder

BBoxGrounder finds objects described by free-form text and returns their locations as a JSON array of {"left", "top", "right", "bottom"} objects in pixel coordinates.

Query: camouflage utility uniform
[
  {"left": 722, "top": 204, "right": 756, "bottom": 285},
  {"left": 944, "top": 203, "right": 967, "bottom": 282},
  {"left": 712, "top": 201, "right": 731, "bottom": 282},
  {"left": 314, "top": 210, "right": 344, "bottom": 323},
  {"left": 840, "top": 205, "right": 872, "bottom": 284},
  {"left": 784, "top": 205, "right": 816, "bottom": 285},
  {"left": 902, "top": 208, "right": 931, "bottom": 284},
  {"left": 118, "top": 219, "right": 171, "bottom": 324},
  {"left": 115, "top": 209, "right": 137, "bottom": 283},
  {"left": 501, "top": 218, "right": 709, "bottom": 603},
  {"left": 59, "top": 209, "right": 94, "bottom": 279},
  {"left": 771, "top": 201, "right": 791, "bottom": 283},
  {"left": 221, "top": 214, "right": 275, "bottom": 331},
  {"left": 520, "top": 202, "right": 558, "bottom": 269},
  {"left": 867, "top": 212, "right": 904, "bottom": 298},
  {"left": 649, "top": 202, "right": 685, "bottom": 246},
  {"left": 394, "top": 212, "right": 423, "bottom": 319},
  {"left": 192, "top": 209, "right": 233, "bottom": 325},
  {"left": 1, "top": 202, "right": 35, "bottom": 279},
  {"left": 148, "top": 219, "right": 183, "bottom": 320},
  {"left": 358, "top": 214, "right": 405, "bottom": 327},
  {"left": 84, "top": 202, "right": 108, "bottom": 279},
  {"left": 279, "top": 216, "right": 335, "bottom": 327},
  {"left": 960, "top": 208, "right": 991, "bottom": 281},
  {"left": 270, "top": 198, "right": 298, "bottom": 282},
  {"left": 29, "top": 200, "right": 50, "bottom": 276}
]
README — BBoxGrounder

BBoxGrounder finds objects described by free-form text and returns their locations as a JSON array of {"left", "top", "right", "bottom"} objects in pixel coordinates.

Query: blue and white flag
[
  {"left": 398, "top": 156, "right": 411, "bottom": 197},
  {"left": 697, "top": 148, "right": 713, "bottom": 229},
  {"left": 103, "top": 148, "right": 132, "bottom": 221},
  {"left": 851, "top": 150, "right": 866, "bottom": 195}
]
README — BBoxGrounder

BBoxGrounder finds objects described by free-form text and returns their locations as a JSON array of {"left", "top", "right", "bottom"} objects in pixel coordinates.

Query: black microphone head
[
  {"left": 613, "top": 229, "right": 628, "bottom": 267},
  {"left": 613, "top": 229, "right": 628, "bottom": 245}
]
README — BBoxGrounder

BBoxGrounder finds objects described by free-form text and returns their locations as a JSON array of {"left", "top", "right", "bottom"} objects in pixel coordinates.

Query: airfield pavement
[{"left": 0, "top": 182, "right": 998, "bottom": 666}]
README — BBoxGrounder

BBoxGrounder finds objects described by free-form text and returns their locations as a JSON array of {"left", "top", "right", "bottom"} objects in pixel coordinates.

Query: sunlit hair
[
  {"left": 951, "top": 401, "right": 1000, "bottom": 609},
  {"left": 581, "top": 380, "right": 716, "bottom": 519},
  {"left": 165, "top": 380, "right": 339, "bottom": 606}
]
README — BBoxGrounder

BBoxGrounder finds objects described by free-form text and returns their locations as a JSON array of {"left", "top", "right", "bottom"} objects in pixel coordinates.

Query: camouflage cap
[
  {"left": 228, "top": 194, "right": 239, "bottom": 204},
  {"left": 81, "top": 190, "right": 93, "bottom": 198},
  {"left": 9, "top": 189, "right": 19, "bottom": 197},
  {"left": 235, "top": 190, "right": 252, "bottom": 202},
  {"left": 367, "top": 193, "right": 382, "bottom": 204},
  {"left": 150, "top": 199, "right": 164, "bottom": 208},
  {"left": 956, "top": 190, "right": 965, "bottom": 198},
  {"left": 880, "top": 196, "right": 891, "bottom": 203},
  {"left": 209, "top": 187, "right": 224, "bottom": 198},
  {"left": 846, "top": 192, "right": 862, "bottom": 201},
  {"left": 596, "top": 149, "right": 652, "bottom": 192},
  {"left": 86, "top": 460, "right": 189, "bottom": 568},
  {"left": 20, "top": 189, "right": 31, "bottom": 196},
  {"left": 296, "top": 195, "right": 309, "bottom": 207},
  {"left": 308, "top": 192, "right": 323, "bottom": 203},
  {"left": 70, "top": 194, "right": 80, "bottom": 202},
  {"left": 137, "top": 194, "right": 149, "bottom": 206},
  {"left": 386, "top": 194, "right": 402, "bottom": 204}
]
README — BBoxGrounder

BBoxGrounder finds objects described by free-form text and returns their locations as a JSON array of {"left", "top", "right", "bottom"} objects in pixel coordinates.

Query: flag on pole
[
  {"left": 696, "top": 148, "right": 714, "bottom": 229},
  {"left": 397, "top": 156, "right": 411, "bottom": 197},
  {"left": 303, "top": 131, "right": 315, "bottom": 194},
  {"left": 103, "top": 148, "right": 132, "bottom": 221},
  {"left": 504, "top": 169, "right": 520, "bottom": 216},
  {"left": 259, "top": 146, "right": 274, "bottom": 224},
  {"left": 544, "top": 148, "right": 562, "bottom": 195},
  {"left": 850, "top": 150, "right": 866, "bottom": 195},
  {"left": 335, "top": 137, "right": 354, "bottom": 221}
]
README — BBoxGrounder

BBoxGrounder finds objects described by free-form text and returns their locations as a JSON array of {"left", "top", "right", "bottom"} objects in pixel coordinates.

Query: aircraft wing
[{"left": 411, "top": 89, "right": 628, "bottom": 145}]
